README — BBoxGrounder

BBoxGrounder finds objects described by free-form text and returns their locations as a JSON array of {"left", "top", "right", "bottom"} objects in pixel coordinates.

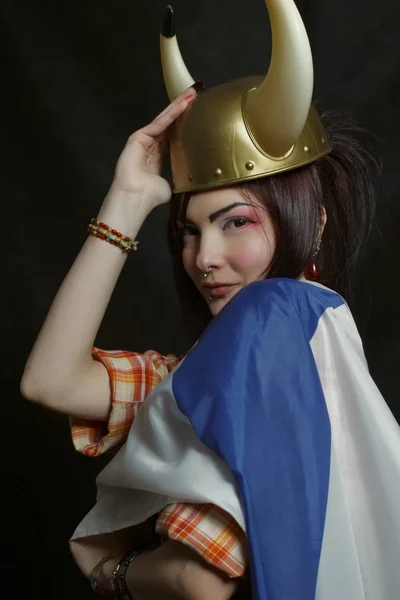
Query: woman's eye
[{"left": 224, "top": 217, "right": 254, "bottom": 230}]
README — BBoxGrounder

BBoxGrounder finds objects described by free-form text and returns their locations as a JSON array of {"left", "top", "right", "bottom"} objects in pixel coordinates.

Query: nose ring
[{"left": 202, "top": 267, "right": 212, "bottom": 279}]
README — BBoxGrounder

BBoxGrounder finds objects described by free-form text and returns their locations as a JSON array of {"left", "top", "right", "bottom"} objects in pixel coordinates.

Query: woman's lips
[{"left": 205, "top": 284, "right": 238, "bottom": 298}]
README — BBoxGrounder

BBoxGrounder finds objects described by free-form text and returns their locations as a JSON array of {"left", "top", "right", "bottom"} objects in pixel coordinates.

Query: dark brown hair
[{"left": 168, "top": 110, "right": 380, "bottom": 344}]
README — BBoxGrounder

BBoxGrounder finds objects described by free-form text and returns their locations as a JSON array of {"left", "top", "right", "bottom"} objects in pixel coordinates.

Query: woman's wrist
[
  {"left": 97, "top": 186, "right": 154, "bottom": 241},
  {"left": 123, "top": 544, "right": 239, "bottom": 600},
  {"left": 94, "top": 548, "right": 155, "bottom": 598},
  {"left": 96, "top": 553, "right": 124, "bottom": 593},
  {"left": 124, "top": 548, "right": 183, "bottom": 600},
  {"left": 88, "top": 541, "right": 240, "bottom": 600}
]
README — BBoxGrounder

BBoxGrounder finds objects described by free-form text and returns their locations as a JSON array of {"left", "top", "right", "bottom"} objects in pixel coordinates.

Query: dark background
[{"left": 3, "top": 0, "right": 399, "bottom": 598}]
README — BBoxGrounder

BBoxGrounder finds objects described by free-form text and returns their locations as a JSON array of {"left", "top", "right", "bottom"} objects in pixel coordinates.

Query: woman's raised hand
[{"left": 111, "top": 87, "right": 197, "bottom": 209}]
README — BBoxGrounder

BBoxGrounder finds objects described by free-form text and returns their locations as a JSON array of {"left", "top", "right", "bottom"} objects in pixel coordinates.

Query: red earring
[
  {"left": 304, "top": 257, "right": 321, "bottom": 281},
  {"left": 304, "top": 242, "right": 321, "bottom": 282}
]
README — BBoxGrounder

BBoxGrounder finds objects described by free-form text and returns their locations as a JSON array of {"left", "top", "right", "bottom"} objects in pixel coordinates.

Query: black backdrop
[{"left": 3, "top": 0, "right": 400, "bottom": 598}]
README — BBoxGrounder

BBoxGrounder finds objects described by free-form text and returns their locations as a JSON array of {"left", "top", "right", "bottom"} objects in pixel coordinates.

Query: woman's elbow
[
  {"left": 20, "top": 370, "right": 46, "bottom": 405},
  {"left": 20, "top": 368, "right": 65, "bottom": 412}
]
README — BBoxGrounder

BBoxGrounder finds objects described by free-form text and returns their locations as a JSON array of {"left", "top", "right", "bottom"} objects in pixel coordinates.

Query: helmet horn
[
  {"left": 160, "top": 5, "right": 195, "bottom": 101},
  {"left": 244, "top": 0, "right": 314, "bottom": 157}
]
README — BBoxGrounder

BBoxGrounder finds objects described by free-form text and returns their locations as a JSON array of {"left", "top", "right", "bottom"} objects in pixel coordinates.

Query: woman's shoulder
[
  {"left": 203, "top": 277, "right": 349, "bottom": 347},
  {"left": 228, "top": 278, "right": 345, "bottom": 316}
]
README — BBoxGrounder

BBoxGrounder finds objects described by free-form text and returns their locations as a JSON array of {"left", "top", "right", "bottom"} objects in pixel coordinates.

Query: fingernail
[
  {"left": 191, "top": 80, "right": 205, "bottom": 92},
  {"left": 183, "top": 90, "right": 195, "bottom": 102}
]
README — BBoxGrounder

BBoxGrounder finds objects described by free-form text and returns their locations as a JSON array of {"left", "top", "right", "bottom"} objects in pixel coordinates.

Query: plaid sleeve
[
  {"left": 156, "top": 503, "right": 248, "bottom": 578},
  {"left": 70, "top": 347, "right": 180, "bottom": 456},
  {"left": 71, "top": 348, "right": 248, "bottom": 579}
]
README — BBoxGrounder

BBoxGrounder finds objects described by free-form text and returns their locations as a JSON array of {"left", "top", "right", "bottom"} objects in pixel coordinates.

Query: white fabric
[
  {"left": 72, "top": 285, "right": 400, "bottom": 599},
  {"left": 313, "top": 304, "right": 400, "bottom": 599},
  {"left": 71, "top": 370, "right": 245, "bottom": 538}
]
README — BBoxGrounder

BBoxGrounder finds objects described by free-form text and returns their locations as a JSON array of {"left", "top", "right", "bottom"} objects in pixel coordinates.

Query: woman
[{"left": 21, "top": 2, "right": 400, "bottom": 600}]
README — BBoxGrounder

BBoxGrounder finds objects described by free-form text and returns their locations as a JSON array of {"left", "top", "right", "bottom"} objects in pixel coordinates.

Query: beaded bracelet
[
  {"left": 87, "top": 217, "right": 139, "bottom": 254},
  {"left": 89, "top": 551, "right": 121, "bottom": 595}
]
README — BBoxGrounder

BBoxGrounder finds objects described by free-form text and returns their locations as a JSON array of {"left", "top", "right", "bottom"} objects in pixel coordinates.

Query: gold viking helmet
[{"left": 160, "top": 0, "right": 332, "bottom": 194}]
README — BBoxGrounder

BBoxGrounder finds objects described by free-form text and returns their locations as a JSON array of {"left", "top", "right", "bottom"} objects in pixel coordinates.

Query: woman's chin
[
  {"left": 207, "top": 286, "right": 241, "bottom": 315},
  {"left": 209, "top": 300, "right": 226, "bottom": 316}
]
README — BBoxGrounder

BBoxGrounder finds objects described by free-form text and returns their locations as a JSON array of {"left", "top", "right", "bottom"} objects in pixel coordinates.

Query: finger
[
  {"left": 141, "top": 95, "right": 195, "bottom": 138},
  {"left": 130, "top": 87, "right": 197, "bottom": 146},
  {"left": 138, "top": 87, "right": 196, "bottom": 139},
  {"left": 152, "top": 87, "right": 196, "bottom": 122}
]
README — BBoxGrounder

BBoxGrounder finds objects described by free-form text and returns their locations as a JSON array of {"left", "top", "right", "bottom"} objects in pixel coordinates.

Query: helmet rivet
[
  {"left": 188, "top": 174, "right": 193, "bottom": 181},
  {"left": 214, "top": 168, "right": 223, "bottom": 177},
  {"left": 321, "top": 137, "right": 325, "bottom": 144},
  {"left": 304, "top": 145, "right": 311, "bottom": 153},
  {"left": 245, "top": 161, "right": 255, "bottom": 170}
]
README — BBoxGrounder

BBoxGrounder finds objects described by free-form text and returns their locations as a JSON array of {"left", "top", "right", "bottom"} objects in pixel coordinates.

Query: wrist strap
[{"left": 110, "top": 549, "right": 147, "bottom": 600}]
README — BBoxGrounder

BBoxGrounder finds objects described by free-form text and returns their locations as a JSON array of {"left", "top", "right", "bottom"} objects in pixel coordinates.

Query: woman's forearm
[
  {"left": 125, "top": 541, "right": 239, "bottom": 600},
  {"left": 71, "top": 533, "right": 240, "bottom": 600},
  {"left": 20, "top": 188, "right": 151, "bottom": 415}
]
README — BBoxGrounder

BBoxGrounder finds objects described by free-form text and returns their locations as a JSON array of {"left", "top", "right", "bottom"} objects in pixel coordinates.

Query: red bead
[
  {"left": 123, "top": 236, "right": 130, "bottom": 242},
  {"left": 116, "top": 231, "right": 122, "bottom": 237},
  {"left": 111, "top": 229, "right": 117, "bottom": 235}
]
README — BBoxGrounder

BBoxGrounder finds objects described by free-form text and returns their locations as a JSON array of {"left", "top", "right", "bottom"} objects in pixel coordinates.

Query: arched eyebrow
[{"left": 184, "top": 202, "right": 251, "bottom": 225}]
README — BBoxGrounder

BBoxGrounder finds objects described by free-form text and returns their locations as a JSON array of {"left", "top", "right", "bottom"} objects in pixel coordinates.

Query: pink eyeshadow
[{"left": 225, "top": 206, "right": 264, "bottom": 223}]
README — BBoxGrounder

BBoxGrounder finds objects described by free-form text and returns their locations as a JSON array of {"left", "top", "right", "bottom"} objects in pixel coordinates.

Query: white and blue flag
[{"left": 72, "top": 279, "right": 400, "bottom": 600}]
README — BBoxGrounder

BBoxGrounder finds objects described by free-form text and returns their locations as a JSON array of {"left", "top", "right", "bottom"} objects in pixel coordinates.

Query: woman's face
[{"left": 180, "top": 186, "right": 276, "bottom": 316}]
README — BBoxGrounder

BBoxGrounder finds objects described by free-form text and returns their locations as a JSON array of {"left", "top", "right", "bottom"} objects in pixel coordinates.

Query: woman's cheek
[
  {"left": 232, "top": 246, "right": 260, "bottom": 269},
  {"left": 231, "top": 236, "right": 274, "bottom": 274}
]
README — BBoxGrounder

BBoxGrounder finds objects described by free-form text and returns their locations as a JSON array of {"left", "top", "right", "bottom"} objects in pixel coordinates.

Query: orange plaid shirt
[{"left": 71, "top": 347, "right": 247, "bottom": 578}]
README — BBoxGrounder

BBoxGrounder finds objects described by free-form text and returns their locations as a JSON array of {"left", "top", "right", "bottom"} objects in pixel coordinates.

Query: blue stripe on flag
[{"left": 173, "top": 279, "right": 344, "bottom": 600}]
